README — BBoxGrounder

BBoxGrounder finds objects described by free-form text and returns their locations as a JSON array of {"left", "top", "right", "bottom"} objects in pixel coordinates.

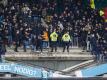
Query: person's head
[
  {"left": 91, "top": 34, "right": 95, "bottom": 37},
  {"left": 64, "top": 31, "right": 69, "bottom": 34},
  {"left": 54, "top": 29, "right": 56, "bottom": 32},
  {"left": 96, "top": 24, "right": 98, "bottom": 27},
  {"left": 103, "top": 40, "right": 106, "bottom": 44},
  {"left": 88, "top": 31, "right": 91, "bottom": 34},
  {"left": 67, "top": 31, "right": 69, "bottom": 34},
  {"left": 105, "top": 27, "right": 107, "bottom": 31}
]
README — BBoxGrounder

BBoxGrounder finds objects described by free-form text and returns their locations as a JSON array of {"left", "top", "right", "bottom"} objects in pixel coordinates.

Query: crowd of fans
[{"left": 0, "top": 0, "right": 107, "bottom": 61}]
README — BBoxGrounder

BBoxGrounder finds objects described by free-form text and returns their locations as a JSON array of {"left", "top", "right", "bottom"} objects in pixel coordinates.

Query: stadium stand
[{"left": 0, "top": 0, "right": 107, "bottom": 62}]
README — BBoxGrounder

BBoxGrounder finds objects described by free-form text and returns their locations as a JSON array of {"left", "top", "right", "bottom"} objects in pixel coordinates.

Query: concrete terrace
[{"left": 5, "top": 47, "right": 94, "bottom": 61}]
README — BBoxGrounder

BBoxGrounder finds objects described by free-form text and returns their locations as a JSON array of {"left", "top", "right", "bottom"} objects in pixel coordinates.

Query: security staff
[
  {"left": 62, "top": 31, "right": 71, "bottom": 52},
  {"left": 50, "top": 29, "right": 58, "bottom": 52},
  {"left": 90, "top": 0, "right": 95, "bottom": 9}
]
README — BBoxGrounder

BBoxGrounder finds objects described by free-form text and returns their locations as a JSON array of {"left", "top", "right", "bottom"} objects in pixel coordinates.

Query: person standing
[
  {"left": 23, "top": 34, "right": 28, "bottom": 52},
  {"left": 62, "top": 31, "right": 71, "bottom": 52},
  {"left": 42, "top": 30, "right": 49, "bottom": 49},
  {"left": 36, "top": 34, "right": 43, "bottom": 52},
  {"left": 14, "top": 30, "right": 20, "bottom": 52},
  {"left": 86, "top": 31, "right": 91, "bottom": 52},
  {"left": 90, "top": 34, "right": 101, "bottom": 61},
  {"left": 50, "top": 29, "right": 58, "bottom": 52},
  {"left": 31, "top": 34, "right": 37, "bottom": 52}
]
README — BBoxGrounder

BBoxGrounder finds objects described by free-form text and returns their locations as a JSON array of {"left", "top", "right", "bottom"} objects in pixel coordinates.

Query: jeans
[
  {"left": 86, "top": 41, "right": 91, "bottom": 51},
  {"left": 8, "top": 35, "right": 12, "bottom": 47},
  {"left": 73, "top": 37, "right": 78, "bottom": 47},
  {"left": 23, "top": 40, "right": 29, "bottom": 52},
  {"left": 31, "top": 45, "right": 36, "bottom": 51},
  {"left": 42, "top": 41, "right": 49, "bottom": 48}
]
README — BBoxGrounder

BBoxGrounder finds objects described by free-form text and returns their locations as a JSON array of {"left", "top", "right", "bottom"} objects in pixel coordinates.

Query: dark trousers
[
  {"left": 63, "top": 41, "right": 70, "bottom": 52},
  {"left": 23, "top": 40, "right": 28, "bottom": 52},
  {"left": 36, "top": 40, "right": 43, "bottom": 52},
  {"left": 51, "top": 41, "right": 57, "bottom": 52},
  {"left": 14, "top": 42, "right": 19, "bottom": 52},
  {"left": 91, "top": 45, "right": 101, "bottom": 61}
]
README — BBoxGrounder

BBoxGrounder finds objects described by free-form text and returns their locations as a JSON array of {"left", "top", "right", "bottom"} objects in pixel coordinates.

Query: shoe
[
  {"left": 82, "top": 50, "right": 85, "bottom": 52},
  {"left": 36, "top": 51, "right": 39, "bottom": 52},
  {"left": 51, "top": 51, "right": 53, "bottom": 52},
  {"left": 14, "top": 50, "right": 18, "bottom": 52},
  {"left": 86, "top": 50, "right": 90, "bottom": 52},
  {"left": 24, "top": 50, "right": 26, "bottom": 52},
  {"left": 40, "top": 52, "right": 43, "bottom": 54}
]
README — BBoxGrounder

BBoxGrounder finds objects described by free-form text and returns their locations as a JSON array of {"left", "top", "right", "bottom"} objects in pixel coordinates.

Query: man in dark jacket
[
  {"left": 36, "top": 34, "right": 43, "bottom": 52},
  {"left": 90, "top": 34, "right": 101, "bottom": 61},
  {"left": 14, "top": 30, "right": 20, "bottom": 52}
]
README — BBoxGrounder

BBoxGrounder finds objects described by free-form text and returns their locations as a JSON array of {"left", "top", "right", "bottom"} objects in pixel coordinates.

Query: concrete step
[
  {"left": 5, "top": 53, "right": 94, "bottom": 61},
  {"left": 6, "top": 47, "right": 89, "bottom": 54},
  {"left": 5, "top": 47, "right": 93, "bottom": 61}
]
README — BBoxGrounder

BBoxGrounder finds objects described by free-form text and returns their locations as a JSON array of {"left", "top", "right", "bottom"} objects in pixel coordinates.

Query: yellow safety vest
[
  {"left": 50, "top": 32, "right": 58, "bottom": 41},
  {"left": 62, "top": 33, "right": 71, "bottom": 42},
  {"left": 90, "top": 0, "right": 95, "bottom": 9},
  {"left": 105, "top": 19, "right": 107, "bottom": 22},
  {"left": 99, "top": 10, "right": 104, "bottom": 16}
]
